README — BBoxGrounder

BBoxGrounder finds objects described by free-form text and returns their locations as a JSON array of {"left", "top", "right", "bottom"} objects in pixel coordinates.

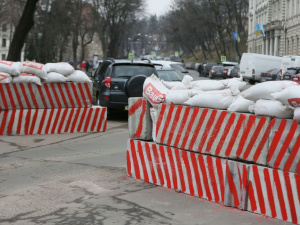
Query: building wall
[{"left": 248, "top": 0, "right": 300, "bottom": 56}]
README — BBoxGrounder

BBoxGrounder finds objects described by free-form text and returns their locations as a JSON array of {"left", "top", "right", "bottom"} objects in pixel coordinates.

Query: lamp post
[{"left": 129, "top": 33, "right": 141, "bottom": 54}]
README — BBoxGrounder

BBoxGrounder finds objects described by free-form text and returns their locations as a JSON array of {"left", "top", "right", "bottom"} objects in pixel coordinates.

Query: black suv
[
  {"left": 92, "top": 59, "right": 158, "bottom": 111},
  {"left": 282, "top": 67, "right": 300, "bottom": 80}
]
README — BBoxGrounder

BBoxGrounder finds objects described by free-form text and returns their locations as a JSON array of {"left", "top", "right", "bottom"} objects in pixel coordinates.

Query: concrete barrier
[
  {"left": 247, "top": 164, "right": 300, "bottom": 224},
  {"left": 128, "top": 97, "right": 152, "bottom": 140},
  {"left": 0, "top": 82, "right": 92, "bottom": 109},
  {"left": 155, "top": 104, "right": 272, "bottom": 165},
  {"left": 127, "top": 139, "right": 250, "bottom": 210},
  {"left": 268, "top": 119, "right": 300, "bottom": 174},
  {"left": 0, "top": 106, "right": 106, "bottom": 135}
]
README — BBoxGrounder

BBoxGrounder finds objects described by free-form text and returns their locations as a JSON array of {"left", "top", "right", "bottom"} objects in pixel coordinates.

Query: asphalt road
[{"left": 0, "top": 73, "right": 288, "bottom": 225}]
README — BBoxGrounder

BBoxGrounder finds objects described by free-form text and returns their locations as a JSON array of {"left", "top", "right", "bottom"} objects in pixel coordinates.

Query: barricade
[
  {"left": 0, "top": 82, "right": 92, "bottom": 109},
  {"left": 0, "top": 106, "right": 106, "bottom": 135},
  {"left": 127, "top": 139, "right": 250, "bottom": 210},
  {"left": 155, "top": 104, "right": 272, "bottom": 165}
]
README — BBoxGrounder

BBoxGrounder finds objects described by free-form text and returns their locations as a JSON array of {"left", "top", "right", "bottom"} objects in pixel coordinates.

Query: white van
[
  {"left": 280, "top": 55, "right": 300, "bottom": 78},
  {"left": 240, "top": 53, "right": 283, "bottom": 84}
]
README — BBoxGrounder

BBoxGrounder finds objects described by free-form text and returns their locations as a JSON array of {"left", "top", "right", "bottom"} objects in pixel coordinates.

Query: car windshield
[
  {"left": 157, "top": 70, "right": 183, "bottom": 81},
  {"left": 112, "top": 65, "right": 156, "bottom": 77},
  {"left": 284, "top": 69, "right": 298, "bottom": 75},
  {"left": 170, "top": 64, "right": 188, "bottom": 73}
]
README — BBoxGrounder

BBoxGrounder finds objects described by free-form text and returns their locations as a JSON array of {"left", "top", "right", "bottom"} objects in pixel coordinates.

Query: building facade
[{"left": 248, "top": 0, "right": 300, "bottom": 56}]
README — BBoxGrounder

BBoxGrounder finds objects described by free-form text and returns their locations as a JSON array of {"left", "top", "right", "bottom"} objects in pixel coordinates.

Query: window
[
  {"left": 1, "top": 54, "right": 5, "bottom": 60},
  {"left": 2, "top": 24, "right": 6, "bottom": 32},
  {"left": 2, "top": 38, "right": 6, "bottom": 47}
]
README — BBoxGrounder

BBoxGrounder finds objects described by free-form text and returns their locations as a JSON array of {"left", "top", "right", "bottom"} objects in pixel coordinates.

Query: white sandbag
[
  {"left": 67, "top": 70, "right": 92, "bottom": 83},
  {"left": 0, "top": 61, "right": 23, "bottom": 76},
  {"left": 249, "top": 99, "right": 293, "bottom": 119},
  {"left": 293, "top": 107, "right": 300, "bottom": 122},
  {"left": 143, "top": 74, "right": 169, "bottom": 106},
  {"left": 13, "top": 73, "right": 41, "bottom": 85},
  {"left": 182, "top": 75, "right": 193, "bottom": 88},
  {"left": 221, "top": 77, "right": 247, "bottom": 91},
  {"left": 227, "top": 95, "right": 255, "bottom": 113},
  {"left": 45, "top": 72, "right": 68, "bottom": 83},
  {"left": 191, "top": 80, "right": 225, "bottom": 91},
  {"left": 0, "top": 72, "right": 12, "bottom": 83},
  {"left": 162, "top": 80, "right": 186, "bottom": 89},
  {"left": 271, "top": 85, "right": 300, "bottom": 107},
  {"left": 150, "top": 107, "right": 158, "bottom": 142},
  {"left": 22, "top": 61, "right": 47, "bottom": 79},
  {"left": 241, "top": 81, "right": 298, "bottom": 101},
  {"left": 45, "top": 62, "right": 75, "bottom": 76},
  {"left": 184, "top": 89, "right": 234, "bottom": 109}
]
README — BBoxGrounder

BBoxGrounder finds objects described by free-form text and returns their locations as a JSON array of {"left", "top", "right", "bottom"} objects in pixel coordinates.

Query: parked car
[
  {"left": 156, "top": 68, "right": 183, "bottom": 81},
  {"left": 209, "top": 66, "right": 227, "bottom": 79},
  {"left": 280, "top": 55, "right": 300, "bottom": 78},
  {"left": 282, "top": 67, "right": 300, "bottom": 80},
  {"left": 260, "top": 69, "right": 281, "bottom": 82},
  {"left": 291, "top": 74, "right": 300, "bottom": 84},
  {"left": 203, "top": 62, "right": 218, "bottom": 77},
  {"left": 184, "top": 62, "right": 195, "bottom": 70},
  {"left": 92, "top": 59, "right": 158, "bottom": 112},
  {"left": 230, "top": 64, "right": 240, "bottom": 78},
  {"left": 151, "top": 60, "right": 189, "bottom": 74},
  {"left": 222, "top": 61, "right": 238, "bottom": 77}
]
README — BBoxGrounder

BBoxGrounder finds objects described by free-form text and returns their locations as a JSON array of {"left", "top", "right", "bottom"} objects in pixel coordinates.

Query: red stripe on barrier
[
  {"left": 215, "top": 113, "right": 235, "bottom": 156},
  {"left": 57, "top": 109, "right": 69, "bottom": 133},
  {"left": 45, "top": 109, "right": 55, "bottom": 134},
  {"left": 77, "top": 108, "right": 88, "bottom": 132},
  {"left": 236, "top": 115, "right": 256, "bottom": 158},
  {"left": 181, "top": 107, "right": 200, "bottom": 150},
  {"left": 174, "top": 106, "right": 190, "bottom": 148},
  {"left": 97, "top": 108, "right": 106, "bottom": 132},
  {"left": 252, "top": 165, "right": 266, "bottom": 214},
  {"left": 167, "top": 105, "right": 183, "bottom": 147},
  {"left": 78, "top": 83, "right": 88, "bottom": 107},
  {"left": 6, "top": 109, "right": 16, "bottom": 135},
  {"left": 152, "top": 144, "right": 164, "bottom": 186},
  {"left": 283, "top": 133, "right": 300, "bottom": 172},
  {"left": 216, "top": 158, "right": 224, "bottom": 202},
  {"left": 237, "top": 165, "right": 243, "bottom": 203},
  {"left": 273, "top": 121, "right": 298, "bottom": 169},
  {"left": 268, "top": 120, "right": 287, "bottom": 163},
  {"left": 84, "top": 83, "right": 93, "bottom": 105},
  {"left": 27, "top": 83, "right": 39, "bottom": 108},
  {"left": 188, "top": 108, "right": 208, "bottom": 150},
  {"left": 128, "top": 98, "right": 142, "bottom": 116},
  {"left": 4, "top": 83, "right": 16, "bottom": 109},
  {"left": 248, "top": 181, "right": 257, "bottom": 211},
  {"left": 198, "top": 154, "right": 212, "bottom": 201},
  {"left": 57, "top": 83, "right": 69, "bottom": 107},
  {"left": 37, "top": 109, "right": 47, "bottom": 135},
  {"left": 83, "top": 108, "right": 94, "bottom": 132},
  {"left": 205, "top": 111, "right": 227, "bottom": 153},
  {"left": 70, "top": 109, "right": 82, "bottom": 133},
  {"left": 207, "top": 157, "right": 219, "bottom": 202},
  {"left": 273, "top": 169, "right": 288, "bottom": 221},
  {"left": 226, "top": 162, "right": 239, "bottom": 207},
  {"left": 166, "top": 147, "right": 178, "bottom": 190},
  {"left": 51, "top": 108, "right": 62, "bottom": 134},
  {"left": 295, "top": 174, "right": 300, "bottom": 211},
  {"left": 145, "top": 142, "right": 157, "bottom": 184},
  {"left": 156, "top": 104, "right": 167, "bottom": 137},
  {"left": 0, "top": 85, "right": 9, "bottom": 109},
  {"left": 160, "top": 104, "right": 175, "bottom": 143},
  {"left": 64, "top": 83, "right": 75, "bottom": 108},
  {"left": 130, "top": 139, "right": 141, "bottom": 179},
  {"left": 36, "top": 85, "right": 48, "bottom": 108},
  {"left": 0, "top": 110, "right": 9, "bottom": 135},
  {"left": 29, "top": 109, "right": 39, "bottom": 135},
  {"left": 127, "top": 150, "right": 132, "bottom": 177},
  {"left": 24, "top": 109, "right": 31, "bottom": 135},
  {"left": 253, "top": 118, "right": 275, "bottom": 163},
  {"left": 225, "top": 114, "right": 246, "bottom": 157},
  {"left": 64, "top": 108, "right": 75, "bottom": 133},
  {"left": 13, "top": 84, "right": 24, "bottom": 108},
  {"left": 174, "top": 148, "right": 186, "bottom": 193},
  {"left": 134, "top": 100, "right": 146, "bottom": 138},
  {"left": 182, "top": 151, "right": 195, "bottom": 196},
  {"left": 20, "top": 83, "right": 31, "bottom": 108},
  {"left": 283, "top": 172, "right": 297, "bottom": 224},
  {"left": 90, "top": 108, "right": 100, "bottom": 132},
  {"left": 138, "top": 141, "right": 149, "bottom": 183},
  {"left": 263, "top": 168, "right": 276, "bottom": 218},
  {"left": 71, "top": 83, "right": 82, "bottom": 107},
  {"left": 159, "top": 145, "right": 171, "bottom": 189},
  {"left": 50, "top": 83, "right": 62, "bottom": 108},
  {"left": 44, "top": 83, "right": 55, "bottom": 108},
  {"left": 190, "top": 153, "right": 203, "bottom": 197},
  {"left": 242, "top": 164, "right": 248, "bottom": 191},
  {"left": 198, "top": 110, "right": 217, "bottom": 152}
]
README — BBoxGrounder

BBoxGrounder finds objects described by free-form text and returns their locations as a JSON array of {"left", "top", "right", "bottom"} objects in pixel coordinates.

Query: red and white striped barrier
[
  {"left": 0, "top": 106, "right": 106, "bottom": 135},
  {"left": 155, "top": 104, "right": 272, "bottom": 165},
  {"left": 128, "top": 98, "right": 152, "bottom": 140},
  {"left": 248, "top": 164, "right": 300, "bottom": 224},
  {"left": 0, "top": 82, "right": 92, "bottom": 109},
  {"left": 127, "top": 139, "right": 250, "bottom": 209},
  {"left": 268, "top": 119, "right": 300, "bottom": 174}
]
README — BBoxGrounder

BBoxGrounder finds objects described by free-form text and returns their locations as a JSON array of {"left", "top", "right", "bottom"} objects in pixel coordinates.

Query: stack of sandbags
[{"left": 0, "top": 61, "right": 22, "bottom": 84}]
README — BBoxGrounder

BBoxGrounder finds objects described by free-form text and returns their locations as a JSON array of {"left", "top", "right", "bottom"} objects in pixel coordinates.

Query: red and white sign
[{"left": 143, "top": 83, "right": 166, "bottom": 105}]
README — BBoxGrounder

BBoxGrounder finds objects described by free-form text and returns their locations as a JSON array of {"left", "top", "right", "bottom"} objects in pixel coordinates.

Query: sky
[{"left": 146, "top": 0, "right": 173, "bottom": 16}]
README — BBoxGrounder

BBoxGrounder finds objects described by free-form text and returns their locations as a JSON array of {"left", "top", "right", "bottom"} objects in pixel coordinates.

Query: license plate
[
  {"left": 217, "top": 73, "right": 222, "bottom": 75},
  {"left": 294, "top": 78, "right": 299, "bottom": 80},
  {"left": 262, "top": 79, "right": 266, "bottom": 82},
  {"left": 125, "top": 105, "right": 128, "bottom": 110}
]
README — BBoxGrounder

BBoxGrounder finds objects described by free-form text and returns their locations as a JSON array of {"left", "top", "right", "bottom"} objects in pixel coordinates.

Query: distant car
[
  {"left": 291, "top": 74, "right": 300, "bottom": 84},
  {"left": 184, "top": 62, "right": 195, "bottom": 70},
  {"left": 282, "top": 67, "right": 300, "bottom": 80},
  {"left": 156, "top": 68, "right": 183, "bottom": 81},
  {"left": 151, "top": 60, "right": 189, "bottom": 74},
  {"left": 222, "top": 61, "right": 238, "bottom": 77},
  {"left": 209, "top": 66, "right": 227, "bottom": 79},
  {"left": 260, "top": 69, "right": 280, "bottom": 82},
  {"left": 230, "top": 64, "right": 240, "bottom": 78},
  {"left": 203, "top": 62, "right": 218, "bottom": 77}
]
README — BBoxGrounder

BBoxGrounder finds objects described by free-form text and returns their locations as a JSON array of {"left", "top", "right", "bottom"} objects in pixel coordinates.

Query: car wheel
[
  {"left": 125, "top": 74, "right": 148, "bottom": 97},
  {"left": 248, "top": 79, "right": 255, "bottom": 85}
]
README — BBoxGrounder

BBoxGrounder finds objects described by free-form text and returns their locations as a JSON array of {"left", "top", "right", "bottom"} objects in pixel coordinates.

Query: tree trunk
[{"left": 7, "top": 0, "right": 39, "bottom": 61}]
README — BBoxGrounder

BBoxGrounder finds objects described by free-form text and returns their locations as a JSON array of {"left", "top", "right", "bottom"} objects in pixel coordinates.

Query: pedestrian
[
  {"left": 85, "top": 61, "right": 90, "bottom": 72},
  {"left": 80, "top": 61, "right": 86, "bottom": 71},
  {"left": 198, "top": 63, "right": 202, "bottom": 76}
]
